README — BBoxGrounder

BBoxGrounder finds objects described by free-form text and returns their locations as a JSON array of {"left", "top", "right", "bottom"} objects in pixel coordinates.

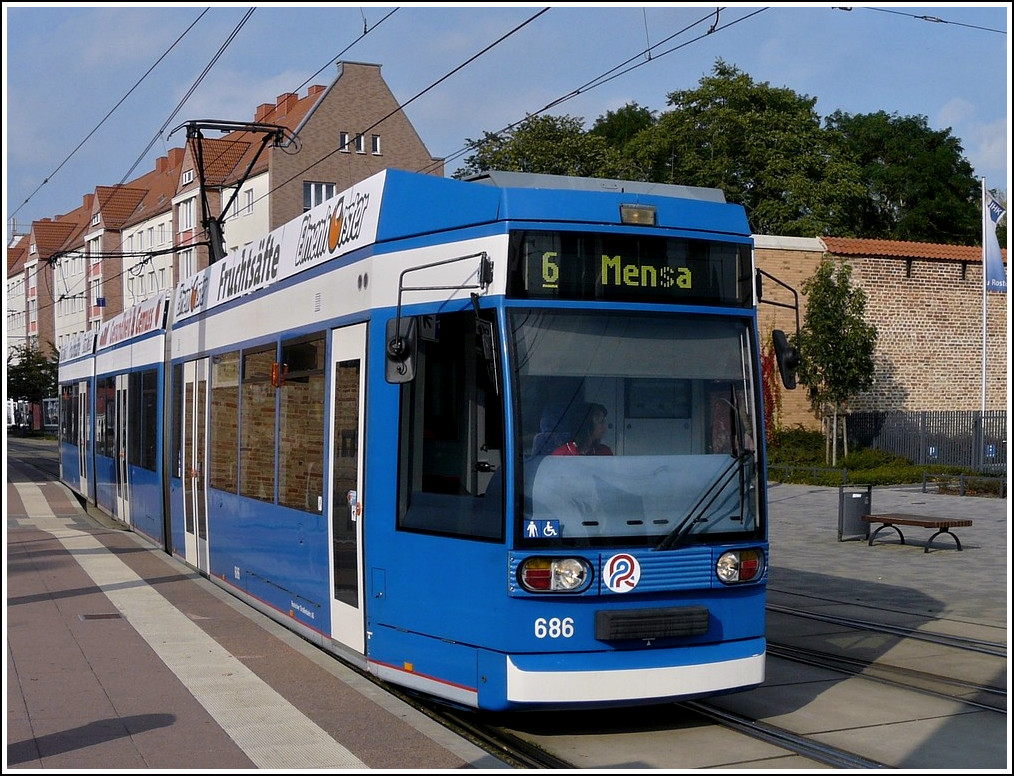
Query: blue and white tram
[
  {"left": 61, "top": 169, "right": 798, "bottom": 711},
  {"left": 58, "top": 292, "right": 170, "bottom": 545}
]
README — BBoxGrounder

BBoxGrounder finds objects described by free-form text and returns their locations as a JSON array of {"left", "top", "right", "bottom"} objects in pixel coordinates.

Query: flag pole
[{"left": 980, "top": 177, "right": 987, "bottom": 415}]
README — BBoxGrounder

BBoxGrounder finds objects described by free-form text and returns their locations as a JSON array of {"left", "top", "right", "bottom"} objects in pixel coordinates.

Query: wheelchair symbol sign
[{"left": 526, "top": 520, "right": 560, "bottom": 538}]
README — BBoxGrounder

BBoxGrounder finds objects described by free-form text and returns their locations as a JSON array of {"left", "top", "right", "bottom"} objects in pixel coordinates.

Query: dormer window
[
  {"left": 91, "top": 214, "right": 100, "bottom": 226},
  {"left": 182, "top": 169, "right": 195, "bottom": 185}
]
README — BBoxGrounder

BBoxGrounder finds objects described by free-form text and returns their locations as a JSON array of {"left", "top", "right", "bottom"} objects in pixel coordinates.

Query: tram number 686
[{"left": 534, "top": 617, "right": 574, "bottom": 639}]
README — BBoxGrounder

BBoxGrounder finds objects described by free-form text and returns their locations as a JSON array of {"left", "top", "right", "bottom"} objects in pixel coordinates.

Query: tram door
[
  {"left": 114, "top": 374, "right": 130, "bottom": 524},
  {"left": 76, "top": 381, "right": 91, "bottom": 500},
  {"left": 181, "top": 359, "right": 210, "bottom": 574},
  {"left": 328, "top": 324, "right": 367, "bottom": 652}
]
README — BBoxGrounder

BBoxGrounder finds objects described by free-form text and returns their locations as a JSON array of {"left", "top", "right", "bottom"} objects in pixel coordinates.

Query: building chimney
[
  {"left": 276, "top": 93, "right": 298, "bottom": 114},
  {"left": 255, "top": 103, "right": 274, "bottom": 122}
]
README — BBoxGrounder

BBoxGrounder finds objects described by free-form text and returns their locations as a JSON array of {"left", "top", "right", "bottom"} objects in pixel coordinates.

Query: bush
[
  {"left": 766, "top": 429, "right": 1005, "bottom": 495},
  {"left": 838, "top": 446, "right": 906, "bottom": 470},
  {"left": 767, "top": 426, "right": 824, "bottom": 465}
]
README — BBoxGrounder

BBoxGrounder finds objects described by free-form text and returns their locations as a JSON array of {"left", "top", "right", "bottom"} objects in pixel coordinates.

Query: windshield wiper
[{"left": 654, "top": 451, "right": 754, "bottom": 551}]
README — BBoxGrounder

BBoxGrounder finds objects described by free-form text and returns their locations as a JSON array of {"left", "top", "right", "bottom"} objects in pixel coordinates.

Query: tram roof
[
  {"left": 465, "top": 170, "right": 727, "bottom": 203},
  {"left": 376, "top": 168, "right": 750, "bottom": 243}
]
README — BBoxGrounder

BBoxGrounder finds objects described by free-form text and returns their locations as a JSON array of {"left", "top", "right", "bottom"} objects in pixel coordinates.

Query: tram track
[
  {"left": 767, "top": 642, "right": 1006, "bottom": 712},
  {"left": 682, "top": 699, "right": 888, "bottom": 769},
  {"left": 766, "top": 603, "right": 1007, "bottom": 713},
  {"left": 767, "top": 602, "right": 1007, "bottom": 657}
]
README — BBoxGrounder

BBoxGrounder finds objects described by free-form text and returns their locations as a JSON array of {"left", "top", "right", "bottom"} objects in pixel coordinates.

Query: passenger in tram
[{"left": 552, "top": 403, "right": 613, "bottom": 456}]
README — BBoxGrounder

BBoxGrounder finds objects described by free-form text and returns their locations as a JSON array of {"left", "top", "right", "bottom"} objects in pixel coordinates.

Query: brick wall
[
  {"left": 847, "top": 254, "right": 1006, "bottom": 413},
  {"left": 753, "top": 236, "right": 1008, "bottom": 432}
]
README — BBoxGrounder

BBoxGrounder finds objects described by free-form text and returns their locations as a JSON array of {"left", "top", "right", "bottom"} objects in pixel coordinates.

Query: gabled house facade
[
  {"left": 6, "top": 238, "right": 29, "bottom": 352},
  {"left": 174, "top": 60, "right": 443, "bottom": 275},
  {"left": 26, "top": 212, "right": 86, "bottom": 354}
]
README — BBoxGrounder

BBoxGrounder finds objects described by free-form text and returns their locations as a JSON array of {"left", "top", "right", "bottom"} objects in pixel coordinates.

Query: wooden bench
[{"left": 861, "top": 514, "right": 973, "bottom": 552}]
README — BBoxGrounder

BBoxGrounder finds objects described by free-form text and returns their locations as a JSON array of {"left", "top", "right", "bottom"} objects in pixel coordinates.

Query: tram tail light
[
  {"left": 716, "top": 548, "right": 766, "bottom": 584},
  {"left": 518, "top": 557, "right": 592, "bottom": 593}
]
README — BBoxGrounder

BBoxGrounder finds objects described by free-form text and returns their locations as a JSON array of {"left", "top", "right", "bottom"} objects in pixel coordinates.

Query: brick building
[{"left": 754, "top": 235, "right": 1008, "bottom": 433}]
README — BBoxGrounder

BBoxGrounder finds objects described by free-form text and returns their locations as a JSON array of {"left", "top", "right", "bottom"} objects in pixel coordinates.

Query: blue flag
[{"left": 983, "top": 192, "right": 1006, "bottom": 293}]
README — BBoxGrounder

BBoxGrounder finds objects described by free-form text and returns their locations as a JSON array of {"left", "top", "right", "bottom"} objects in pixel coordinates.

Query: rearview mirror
[
  {"left": 385, "top": 317, "right": 418, "bottom": 383},
  {"left": 772, "top": 329, "right": 799, "bottom": 390}
]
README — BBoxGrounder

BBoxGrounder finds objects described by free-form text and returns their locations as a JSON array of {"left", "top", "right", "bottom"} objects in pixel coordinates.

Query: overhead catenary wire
[{"left": 7, "top": 9, "right": 211, "bottom": 225}]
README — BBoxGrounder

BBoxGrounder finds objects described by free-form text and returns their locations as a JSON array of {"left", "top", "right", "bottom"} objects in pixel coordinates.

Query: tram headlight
[
  {"left": 518, "top": 557, "right": 592, "bottom": 593},
  {"left": 715, "top": 548, "right": 766, "bottom": 584}
]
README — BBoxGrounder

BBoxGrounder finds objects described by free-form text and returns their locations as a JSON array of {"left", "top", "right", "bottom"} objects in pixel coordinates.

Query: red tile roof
[
  {"left": 94, "top": 186, "right": 148, "bottom": 229},
  {"left": 193, "top": 136, "right": 254, "bottom": 187},
  {"left": 821, "top": 237, "right": 1006, "bottom": 263},
  {"left": 30, "top": 220, "right": 80, "bottom": 260},
  {"left": 8, "top": 239, "right": 28, "bottom": 275}
]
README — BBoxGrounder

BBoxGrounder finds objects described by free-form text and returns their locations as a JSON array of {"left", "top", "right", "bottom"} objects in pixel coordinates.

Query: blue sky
[{"left": 4, "top": 4, "right": 1009, "bottom": 243}]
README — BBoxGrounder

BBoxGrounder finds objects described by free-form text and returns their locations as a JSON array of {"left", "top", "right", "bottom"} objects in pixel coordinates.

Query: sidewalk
[
  {"left": 5, "top": 461, "right": 505, "bottom": 770},
  {"left": 765, "top": 481, "right": 1009, "bottom": 626}
]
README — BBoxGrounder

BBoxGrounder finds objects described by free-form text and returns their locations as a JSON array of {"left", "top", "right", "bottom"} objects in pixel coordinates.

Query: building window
[
  {"left": 179, "top": 248, "right": 195, "bottom": 278},
  {"left": 371, "top": 134, "right": 381, "bottom": 155},
  {"left": 354, "top": 134, "right": 365, "bottom": 154},
  {"left": 29, "top": 242, "right": 37, "bottom": 254},
  {"left": 303, "top": 182, "right": 337, "bottom": 212},
  {"left": 182, "top": 169, "right": 194, "bottom": 185},
  {"left": 91, "top": 213, "right": 100, "bottom": 226},
  {"left": 158, "top": 223, "right": 166, "bottom": 245},
  {"left": 244, "top": 188, "right": 254, "bottom": 215},
  {"left": 178, "top": 198, "right": 195, "bottom": 231},
  {"left": 339, "top": 132, "right": 350, "bottom": 152}
]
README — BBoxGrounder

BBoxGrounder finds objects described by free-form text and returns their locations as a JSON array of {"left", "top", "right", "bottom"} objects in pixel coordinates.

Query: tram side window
[
  {"left": 397, "top": 310, "right": 504, "bottom": 541},
  {"left": 239, "top": 347, "right": 277, "bottom": 502},
  {"left": 60, "top": 383, "right": 78, "bottom": 443},
  {"left": 128, "top": 369, "right": 158, "bottom": 471},
  {"left": 171, "top": 364, "right": 182, "bottom": 479},
  {"left": 210, "top": 352, "right": 240, "bottom": 493},
  {"left": 278, "top": 334, "right": 325, "bottom": 512},
  {"left": 96, "top": 377, "right": 116, "bottom": 458}
]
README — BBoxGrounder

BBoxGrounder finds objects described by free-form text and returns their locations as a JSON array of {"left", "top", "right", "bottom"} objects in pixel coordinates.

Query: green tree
[
  {"left": 589, "top": 101, "right": 656, "bottom": 150},
  {"left": 623, "top": 60, "right": 867, "bottom": 236},
  {"left": 7, "top": 342, "right": 58, "bottom": 420},
  {"left": 824, "top": 110, "right": 980, "bottom": 244},
  {"left": 453, "top": 114, "right": 627, "bottom": 180},
  {"left": 795, "top": 259, "right": 877, "bottom": 465}
]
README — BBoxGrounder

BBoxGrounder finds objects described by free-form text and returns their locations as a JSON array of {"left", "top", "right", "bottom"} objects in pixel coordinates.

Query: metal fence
[{"left": 846, "top": 410, "right": 1007, "bottom": 473}]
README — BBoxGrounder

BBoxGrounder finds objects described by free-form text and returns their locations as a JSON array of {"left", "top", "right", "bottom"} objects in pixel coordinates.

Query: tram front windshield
[{"left": 512, "top": 310, "right": 760, "bottom": 548}]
